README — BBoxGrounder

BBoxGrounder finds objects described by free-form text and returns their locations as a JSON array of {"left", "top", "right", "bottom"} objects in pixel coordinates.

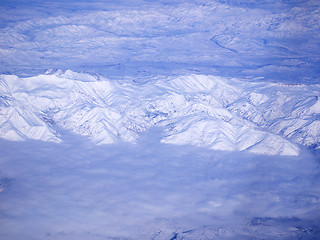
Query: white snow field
[
  {"left": 0, "top": 0, "right": 320, "bottom": 83},
  {"left": 1, "top": 0, "right": 320, "bottom": 239}
]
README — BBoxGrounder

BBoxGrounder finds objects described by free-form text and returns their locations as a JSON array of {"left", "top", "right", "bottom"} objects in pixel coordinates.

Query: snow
[
  {"left": 0, "top": 106, "right": 60, "bottom": 142},
  {"left": 310, "top": 97, "right": 320, "bottom": 114},
  {"left": 1, "top": 0, "right": 320, "bottom": 239},
  {"left": 3, "top": 71, "right": 319, "bottom": 155},
  {"left": 1, "top": 0, "right": 320, "bottom": 83}
]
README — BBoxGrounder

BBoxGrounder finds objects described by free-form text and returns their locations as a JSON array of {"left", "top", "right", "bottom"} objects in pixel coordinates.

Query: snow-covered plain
[
  {"left": 1, "top": 0, "right": 320, "bottom": 239},
  {"left": 1, "top": 0, "right": 320, "bottom": 83}
]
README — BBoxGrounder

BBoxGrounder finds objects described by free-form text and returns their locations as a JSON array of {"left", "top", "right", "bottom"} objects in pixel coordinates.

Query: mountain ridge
[{"left": 1, "top": 70, "right": 319, "bottom": 155}]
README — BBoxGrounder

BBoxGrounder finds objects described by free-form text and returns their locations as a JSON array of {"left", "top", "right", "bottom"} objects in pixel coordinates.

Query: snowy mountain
[
  {"left": 1, "top": 1, "right": 320, "bottom": 239},
  {"left": 1, "top": 70, "right": 319, "bottom": 155}
]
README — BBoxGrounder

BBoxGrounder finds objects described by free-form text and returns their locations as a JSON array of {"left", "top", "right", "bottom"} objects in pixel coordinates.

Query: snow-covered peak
[{"left": 1, "top": 71, "right": 319, "bottom": 155}]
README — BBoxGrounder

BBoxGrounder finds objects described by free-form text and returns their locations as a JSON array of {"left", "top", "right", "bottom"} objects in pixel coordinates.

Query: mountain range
[{"left": 1, "top": 70, "right": 319, "bottom": 155}]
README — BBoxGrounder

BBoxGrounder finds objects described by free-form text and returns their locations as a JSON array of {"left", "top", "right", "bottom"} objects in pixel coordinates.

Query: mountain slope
[{"left": 1, "top": 71, "right": 319, "bottom": 155}]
